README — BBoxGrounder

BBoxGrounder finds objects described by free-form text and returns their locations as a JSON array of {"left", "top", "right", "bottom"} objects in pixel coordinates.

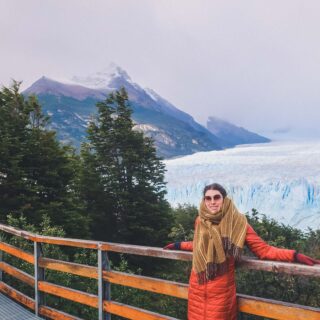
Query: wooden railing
[{"left": 0, "top": 223, "right": 319, "bottom": 320}]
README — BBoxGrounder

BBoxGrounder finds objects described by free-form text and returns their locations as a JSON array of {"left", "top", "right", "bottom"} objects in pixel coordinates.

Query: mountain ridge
[
  {"left": 207, "top": 116, "right": 271, "bottom": 147},
  {"left": 23, "top": 64, "right": 270, "bottom": 158}
]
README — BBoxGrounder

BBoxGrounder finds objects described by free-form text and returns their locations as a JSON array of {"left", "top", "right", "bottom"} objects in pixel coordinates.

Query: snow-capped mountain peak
[
  {"left": 23, "top": 76, "right": 106, "bottom": 100},
  {"left": 71, "top": 62, "right": 133, "bottom": 90},
  {"left": 23, "top": 62, "right": 270, "bottom": 158}
]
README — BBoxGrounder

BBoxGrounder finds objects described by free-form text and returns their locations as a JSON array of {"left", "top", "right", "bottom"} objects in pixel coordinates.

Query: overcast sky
[{"left": 1, "top": 0, "right": 320, "bottom": 138}]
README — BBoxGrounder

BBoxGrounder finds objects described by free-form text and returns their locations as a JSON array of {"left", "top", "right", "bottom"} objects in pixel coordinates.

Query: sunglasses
[{"left": 204, "top": 195, "right": 222, "bottom": 202}]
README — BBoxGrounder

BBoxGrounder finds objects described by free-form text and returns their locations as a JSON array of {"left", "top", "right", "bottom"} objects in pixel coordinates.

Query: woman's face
[{"left": 204, "top": 189, "right": 224, "bottom": 213}]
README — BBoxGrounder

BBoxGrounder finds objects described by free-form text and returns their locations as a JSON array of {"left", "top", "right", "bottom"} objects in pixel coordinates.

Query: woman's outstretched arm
[
  {"left": 245, "top": 224, "right": 320, "bottom": 265},
  {"left": 246, "top": 224, "right": 294, "bottom": 261},
  {"left": 163, "top": 241, "right": 193, "bottom": 251}
]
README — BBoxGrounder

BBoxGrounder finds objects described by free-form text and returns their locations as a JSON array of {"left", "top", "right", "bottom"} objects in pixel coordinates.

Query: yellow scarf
[{"left": 192, "top": 197, "right": 247, "bottom": 284}]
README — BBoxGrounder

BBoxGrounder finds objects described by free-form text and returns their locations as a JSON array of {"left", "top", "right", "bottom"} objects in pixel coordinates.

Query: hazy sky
[{"left": 1, "top": 0, "right": 320, "bottom": 138}]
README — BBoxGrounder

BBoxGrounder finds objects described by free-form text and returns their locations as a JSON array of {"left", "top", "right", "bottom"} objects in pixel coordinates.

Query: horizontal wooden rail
[
  {"left": 39, "top": 305, "right": 84, "bottom": 320},
  {"left": 39, "top": 257, "right": 188, "bottom": 299},
  {"left": 38, "top": 281, "right": 99, "bottom": 308},
  {"left": 104, "top": 270, "right": 188, "bottom": 299},
  {"left": 0, "top": 224, "right": 36, "bottom": 241},
  {"left": 104, "top": 301, "right": 178, "bottom": 320},
  {"left": 239, "top": 256, "right": 320, "bottom": 277},
  {"left": 0, "top": 261, "right": 34, "bottom": 287},
  {"left": 0, "top": 281, "right": 35, "bottom": 311},
  {"left": 101, "top": 242, "right": 191, "bottom": 261},
  {"left": 38, "top": 280, "right": 179, "bottom": 319},
  {"left": 36, "top": 235, "right": 99, "bottom": 249},
  {"left": 0, "top": 224, "right": 99, "bottom": 249},
  {"left": 0, "top": 281, "right": 83, "bottom": 320},
  {"left": 0, "top": 241, "right": 34, "bottom": 264},
  {"left": 39, "top": 257, "right": 98, "bottom": 279},
  {"left": 238, "top": 293, "right": 320, "bottom": 320}
]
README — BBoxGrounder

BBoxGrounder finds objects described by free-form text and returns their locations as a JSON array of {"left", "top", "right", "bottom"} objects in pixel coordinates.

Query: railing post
[
  {"left": 34, "top": 241, "right": 45, "bottom": 316},
  {"left": 98, "top": 244, "right": 111, "bottom": 320}
]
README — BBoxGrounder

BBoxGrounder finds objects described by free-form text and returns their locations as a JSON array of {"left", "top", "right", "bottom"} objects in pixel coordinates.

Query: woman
[{"left": 164, "top": 183, "right": 320, "bottom": 320}]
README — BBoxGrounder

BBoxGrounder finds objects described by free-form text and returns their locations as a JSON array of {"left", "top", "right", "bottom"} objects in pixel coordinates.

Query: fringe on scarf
[
  {"left": 222, "top": 237, "right": 243, "bottom": 261},
  {"left": 196, "top": 237, "right": 244, "bottom": 285}
]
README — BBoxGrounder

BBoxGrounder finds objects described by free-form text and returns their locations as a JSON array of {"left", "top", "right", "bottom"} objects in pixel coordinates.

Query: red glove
[
  {"left": 295, "top": 252, "right": 320, "bottom": 266},
  {"left": 163, "top": 242, "right": 181, "bottom": 250}
]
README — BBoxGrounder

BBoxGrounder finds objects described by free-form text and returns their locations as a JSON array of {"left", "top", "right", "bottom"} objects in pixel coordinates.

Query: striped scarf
[{"left": 192, "top": 197, "right": 247, "bottom": 284}]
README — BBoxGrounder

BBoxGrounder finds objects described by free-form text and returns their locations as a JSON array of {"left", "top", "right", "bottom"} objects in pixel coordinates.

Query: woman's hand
[
  {"left": 163, "top": 242, "right": 181, "bottom": 250},
  {"left": 295, "top": 252, "right": 320, "bottom": 266}
]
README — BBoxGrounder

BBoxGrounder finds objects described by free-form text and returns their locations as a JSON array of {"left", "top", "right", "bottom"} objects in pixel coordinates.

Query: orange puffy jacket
[{"left": 180, "top": 219, "right": 295, "bottom": 320}]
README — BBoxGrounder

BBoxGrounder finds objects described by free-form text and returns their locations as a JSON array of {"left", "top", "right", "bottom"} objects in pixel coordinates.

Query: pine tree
[
  {"left": 0, "top": 82, "right": 89, "bottom": 237},
  {"left": 80, "top": 88, "right": 172, "bottom": 246}
]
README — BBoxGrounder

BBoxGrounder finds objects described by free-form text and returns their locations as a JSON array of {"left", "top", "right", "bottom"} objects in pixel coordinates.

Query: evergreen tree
[
  {"left": 0, "top": 82, "right": 89, "bottom": 237},
  {"left": 80, "top": 88, "right": 172, "bottom": 246}
]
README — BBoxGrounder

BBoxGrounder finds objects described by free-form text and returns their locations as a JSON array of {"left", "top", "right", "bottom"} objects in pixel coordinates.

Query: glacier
[{"left": 164, "top": 140, "right": 320, "bottom": 231}]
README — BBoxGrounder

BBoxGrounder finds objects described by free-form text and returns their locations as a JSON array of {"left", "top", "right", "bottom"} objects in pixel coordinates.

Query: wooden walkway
[{"left": 0, "top": 293, "right": 42, "bottom": 320}]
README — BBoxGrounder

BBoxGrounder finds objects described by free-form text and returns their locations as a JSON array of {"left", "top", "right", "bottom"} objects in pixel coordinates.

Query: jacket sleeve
[
  {"left": 245, "top": 224, "right": 295, "bottom": 262},
  {"left": 180, "top": 241, "right": 193, "bottom": 251}
]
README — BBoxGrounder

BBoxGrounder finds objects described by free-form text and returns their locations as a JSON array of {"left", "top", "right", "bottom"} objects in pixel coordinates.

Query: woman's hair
[{"left": 203, "top": 183, "right": 227, "bottom": 198}]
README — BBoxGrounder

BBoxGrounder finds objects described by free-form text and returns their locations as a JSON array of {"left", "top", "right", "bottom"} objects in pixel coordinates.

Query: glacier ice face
[{"left": 164, "top": 141, "right": 320, "bottom": 230}]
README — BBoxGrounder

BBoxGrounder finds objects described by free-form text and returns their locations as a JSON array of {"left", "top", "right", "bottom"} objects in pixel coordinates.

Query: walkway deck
[{"left": 0, "top": 293, "right": 42, "bottom": 320}]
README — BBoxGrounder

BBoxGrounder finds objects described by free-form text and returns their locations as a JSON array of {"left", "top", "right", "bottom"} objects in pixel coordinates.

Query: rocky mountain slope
[{"left": 24, "top": 63, "right": 269, "bottom": 158}]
